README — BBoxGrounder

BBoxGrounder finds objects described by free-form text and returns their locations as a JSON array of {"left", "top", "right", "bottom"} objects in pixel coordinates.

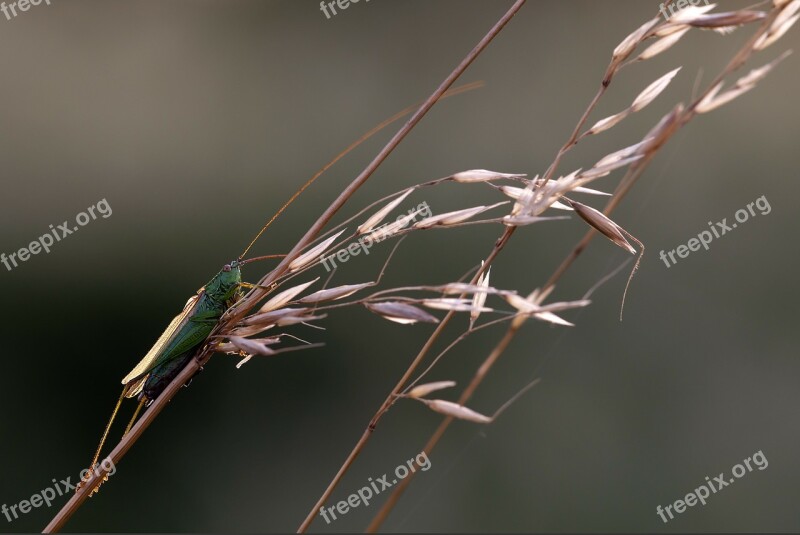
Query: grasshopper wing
[{"left": 121, "top": 293, "right": 203, "bottom": 394}]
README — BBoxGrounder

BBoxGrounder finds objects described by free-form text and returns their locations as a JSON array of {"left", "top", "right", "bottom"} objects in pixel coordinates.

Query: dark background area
[{"left": 1, "top": 1, "right": 798, "bottom": 532}]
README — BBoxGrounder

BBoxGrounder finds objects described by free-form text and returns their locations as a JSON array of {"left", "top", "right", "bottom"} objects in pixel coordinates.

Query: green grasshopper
[{"left": 82, "top": 258, "right": 279, "bottom": 493}]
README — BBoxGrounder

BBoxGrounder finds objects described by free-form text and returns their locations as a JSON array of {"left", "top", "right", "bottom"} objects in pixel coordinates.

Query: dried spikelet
[
  {"left": 537, "top": 299, "right": 592, "bottom": 312},
  {"left": 570, "top": 186, "right": 611, "bottom": 196},
  {"left": 504, "top": 295, "right": 591, "bottom": 326},
  {"left": 505, "top": 295, "right": 591, "bottom": 313},
  {"left": 357, "top": 189, "right": 413, "bottom": 234},
  {"left": 594, "top": 139, "right": 653, "bottom": 169},
  {"left": 229, "top": 324, "right": 276, "bottom": 337},
  {"left": 586, "top": 69, "right": 680, "bottom": 137},
  {"left": 564, "top": 200, "right": 644, "bottom": 320},
  {"left": 365, "top": 302, "right": 439, "bottom": 325},
  {"left": 508, "top": 171, "right": 596, "bottom": 218},
  {"left": 685, "top": 10, "right": 766, "bottom": 29},
  {"left": 506, "top": 187, "right": 536, "bottom": 216},
  {"left": 505, "top": 294, "right": 545, "bottom": 315},
  {"left": 504, "top": 192, "right": 534, "bottom": 219},
  {"left": 470, "top": 265, "right": 491, "bottom": 328},
  {"left": 565, "top": 200, "right": 636, "bottom": 254},
  {"left": 550, "top": 200, "right": 574, "bottom": 210},
  {"left": 586, "top": 110, "right": 631, "bottom": 136},
  {"left": 696, "top": 84, "right": 754, "bottom": 113},
  {"left": 498, "top": 185, "right": 527, "bottom": 201},
  {"left": 413, "top": 202, "right": 506, "bottom": 229},
  {"left": 696, "top": 52, "right": 791, "bottom": 113},
  {"left": 755, "top": 12, "right": 799, "bottom": 49},
  {"left": 636, "top": 28, "right": 691, "bottom": 61},
  {"left": 669, "top": 3, "right": 718, "bottom": 24},
  {"left": 275, "top": 313, "right": 326, "bottom": 327},
  {"left": 531, "top": 311, "right": 575, "bottom": 327},
  {"left": 258, "top": 279, "right": 319, "bottom": 313},
  {"left": 450, "top": 169, "right": 526, "bottom": 183},
  {"left": 422, "top": 298, "right": 492, "bottom": 313},
  {"left": 232, "top": 341, "right": 325, "bottom": 369},
  {"left": 654, "top": 23, "right": 692, "bottom": 38},
  {"left": 244, "top": 307, "right": 308, "bottom": 326},
  {"left": 631, "top": 68, "right": 681, "bottom": 112},
  {"left": 613, "top": 17, "right": 660, "bottom": 60},
  {"left": 738, "top": 51, "right": 792, "bottom": 86},
  {"left": 407, "top": 381, "right": 457, "bottom": 399},
  {"left": 577, "top": 155, "right": 643, "bottom": 181},
  {"left": 435, "top": 202, "right": 508, "bottom": 224},
  {"left": 500, "top": 185, "right": 570, "bottom": 210},
  {"left": 298, "top": 282, "right": 374, "bottom": 304},
  {"left": 650, "top": 5, "right": 714, "bottom": 37},
  {"left": 289, "top": 231, "right": 346, "bottom": 272},
  {"left": 774, "top": 0, "right": 800, "bottom": 27},
  {"left": 217, "top": 336, "right": 281, "bottom": 353},
  {"left": 366, "top": 208, "right": 423, "bottom": 241},
  {"left": 229, "top": 336, "right": 278, "bottom": 356},
  {"left": 441, "top": 282, "right": 488, "bottom": 294},
  {"left": 418, "top": 399, "right": 493, "bottom": 424}
]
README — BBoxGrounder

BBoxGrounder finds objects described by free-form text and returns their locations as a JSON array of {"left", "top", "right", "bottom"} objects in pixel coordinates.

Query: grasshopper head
[{"left": 207, "top": 260, "right": 242, "bottom": 301}]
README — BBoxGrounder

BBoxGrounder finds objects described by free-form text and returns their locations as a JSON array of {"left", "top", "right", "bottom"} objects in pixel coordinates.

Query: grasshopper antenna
[{"left": 238, "top": 80, "right": 485, "bottom": 260}]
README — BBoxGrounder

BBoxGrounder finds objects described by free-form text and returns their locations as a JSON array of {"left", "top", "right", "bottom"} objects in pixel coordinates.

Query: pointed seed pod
[
  {"left": 407, "top": 381, "right": 457, "bottom": 399},
  {"left": 365, "top": 302, "right": 439, "bottom": 325},
  {"left": 357, "top": 189, "right": 414, "bottom": 235},
  {"left": 419, "top": 399, "right": 493, "bottom": 424},
  {"left": 450, "top": 169, "right": 527, "bottom": 183},
  {"left": 289, "top": 231, "right": 346, "bottom": 272},
  {"left": 565, "top": 200, "right": 636, "bottom": 254}
]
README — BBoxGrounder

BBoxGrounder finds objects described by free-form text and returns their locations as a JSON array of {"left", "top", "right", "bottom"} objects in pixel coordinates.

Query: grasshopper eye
[{"left": 223, "top": 264, "right": 231, "bottom": 272}]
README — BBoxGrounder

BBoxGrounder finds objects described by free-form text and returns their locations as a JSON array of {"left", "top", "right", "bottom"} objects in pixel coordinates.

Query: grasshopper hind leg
[
  {"left": 77, "top": 388, "right": 125, "bottom": 495},
  {"left": 123, "top": 398, "right": 146, "bottom": 437},
  {"left": 78, "top": 389, "right": 147, "bottom": 496}
]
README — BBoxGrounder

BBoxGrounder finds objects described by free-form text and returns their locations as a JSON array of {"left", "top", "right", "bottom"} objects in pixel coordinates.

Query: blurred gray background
[{"left": 1, "top": 0, "right": 798, "bottom": 532}]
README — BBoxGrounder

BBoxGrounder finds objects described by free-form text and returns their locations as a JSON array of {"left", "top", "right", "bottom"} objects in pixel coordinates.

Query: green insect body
[
  {"left": 122, "top": 260, "right": 243, "bottom": 402},
  {"left": 81, "top": 260, "right": 245, "bottom": 493}
]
